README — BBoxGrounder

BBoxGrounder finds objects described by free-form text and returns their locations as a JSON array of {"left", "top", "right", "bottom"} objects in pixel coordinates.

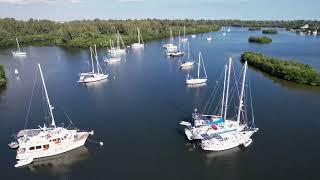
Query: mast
[
  {"left": 221, "top": 64, "right": 228, "bottom": 118},
  {"left": 90, "top": 47, "right": 95, "bottom": 73},
  {"left": 197, "top": 52, "right": 201, "bottom": 79},
  {"left": 16, "top": 38, "right": 20, "bottom": 51},
  {"left": 184, "top": 26, "right": 186, "bottom": 38},
  {"left": 137, "top": 27, "right": 140, "bottom": 44},
  {"left": 116, "top": 31, "right": 120, "bottom": 49},
  {"left": 224, "top": 58, "right": 232, "bottom": 120},
  {"left": 187, "top": 41, "right": 190, "bottom": 60},
  {"left": 237, "top": 61, "right": 248, "bottom": 126},
  {"left": 94, "top": 44, "right": 99, "bottom": 74},
  {"left": 38, "top": 64, "right": 56, "bottom": 128},
  {"left": 170, "top": 28, "right": 173, "bottom": 44},
  {"left": 202, "top": 53, "right": 207, "bottom": 79},
  {"left": 178, "top": 31, "right": 181, "bottom": 51}
]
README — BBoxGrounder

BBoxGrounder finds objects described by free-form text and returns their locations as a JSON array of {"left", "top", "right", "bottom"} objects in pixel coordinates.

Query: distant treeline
[
  {"left": 262, "top": 29, "right": 278, "bottom": 34},
  {"left": 248, "top": 27, "right": 262, "bottom": 31},
  {"left": 241, "top": 52, "right": 320, "bottom": 86},
  {"left": 0, "top": 18, "right": 221, "bottom": 48},
  {"left": 248, "top": 36, "right": 272, "bottom": 43},
  {"left": 0, "top": 65, "right": 6, "bottom": 87},
  {"left": 1, "top": 18, "right": 320, "bottom": 48}
]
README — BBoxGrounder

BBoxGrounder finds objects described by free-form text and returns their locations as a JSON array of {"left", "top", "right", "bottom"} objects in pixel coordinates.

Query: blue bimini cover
[{"left": 206, "top": 118, "right": 224, "bottom": 125}]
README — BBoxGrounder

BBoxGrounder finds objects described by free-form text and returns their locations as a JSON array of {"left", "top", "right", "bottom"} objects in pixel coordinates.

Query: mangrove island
[
  {"left": 0, "top": 65, "right": 6, "bottom": 87},
  {"left": 241, "top": 52, "right": 320, "bottom": 86},
  {"left": 248, "top": 36, "right": 272, "bottom": 43},
  {"left": 262, "top": 29, "right": 278, "bottom": 34}
]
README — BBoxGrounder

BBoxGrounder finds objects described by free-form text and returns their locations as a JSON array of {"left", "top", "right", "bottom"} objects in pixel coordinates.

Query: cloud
[{"left": 0, "top": 0, "right": 80, "bottom": 4}]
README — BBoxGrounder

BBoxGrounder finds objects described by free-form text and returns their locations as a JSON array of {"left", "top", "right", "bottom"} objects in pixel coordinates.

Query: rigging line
[
  {"left": 24, "top": 67, "right": 38, "bottom": 129},
  {"left": 203, "top": 69, "right": 224, "bottom": 113},
  {"left": 61, "top": 106, "right": 75, "bottom": 129},
  {"left": 248, "top": 78, "right": 255, "bottom": 128}
]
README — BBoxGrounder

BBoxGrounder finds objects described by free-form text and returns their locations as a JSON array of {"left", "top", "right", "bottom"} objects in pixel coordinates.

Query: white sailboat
[
  {"left": 181, "top": 58, "right": 245, "bottom": 140},
  {"left": 163, "top": 28, "right": 178, "bottom": 51},
  {"left": 78, "top": 45, "right": 109, "bottom": 83},
  {"left": 313, "top": 29, "right": 318, "bottom": 35},
  {"left": 109, "top": 31, "right": 126, "bottom": 55},
  {"left": 132, "top": 27, "right": 144, "bottom": 48},
  {"left": 207, "top": 35, "right": 212, "bottom": 41},
  {"left": 180, "top": 41, "right": 194, "bottom": 68},
  {"left": 181, "top": 26, "right": 188, "bottom": 42},
  {"left": 191, "top": 34, "right": 196, "bottom": 38},
  {"left": 11, "top": 64, "right": 94, "bottom": 168},
  {"left": 185, "top": 52, "right": 207, "bottom": 85},
  {"left": 201, "top": 61, "right": 259, "bottom": 151},
  {"left": 166, "top": 31, "right": 184, "bottom": 57},
  {"left": 11, "top": 38, "right": 27, "bottom": 56},
  {"left": 222, "top": 27, "right": 227, "bottom": 36}
]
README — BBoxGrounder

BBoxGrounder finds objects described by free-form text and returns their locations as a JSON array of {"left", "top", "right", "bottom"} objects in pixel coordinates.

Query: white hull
[
  {"left": 181, "top": 37, "right": 188, "bottom": 42},
  {"left": 201, "top": 130, "right": 256, "bottom": 151},
  {"left": 78, "top": 73, "right": 108, "bottom": 83},
  {"left": 207, "top": 37, "right": 212, "bottom": 41},
  {"left": 109, "top": 48, "right": 126, "bottom": 55},
  {"left": 12, "top": 51, "right": 27, "bottom": 56},
  {"left": 166, "top": 46, "right": 178, "bottom": 52},
  {"left": 167, "top": 51, "right": 184, "bottom": 57},
  {"left": 186, "top": 78, "right": 207, "bottom": 85},
  {"left": 104, "top": 57, "right": 121, "bottom": 64},
  {"left": 131, "top": 43, "right": 144, "bottom": 48},
  {"left": 191, "top": 35, "right": 196, "bottom": 38},
  {"left": 181, "top": 61, "right": 194, "bottom": 68}
]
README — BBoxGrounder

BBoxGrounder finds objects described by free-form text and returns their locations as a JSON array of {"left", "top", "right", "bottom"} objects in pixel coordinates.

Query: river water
[{"left": 1, "top": 27, "right": 320, "bottom": 180}]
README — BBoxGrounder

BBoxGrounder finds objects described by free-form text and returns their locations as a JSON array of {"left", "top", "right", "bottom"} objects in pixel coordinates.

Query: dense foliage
[
  {"left": 248, "top": 36, "right": 272, "bottom": 43},
  {"left": 0, "top": 65, "right": 6, "bottom": 87},
  {"left": 248, "top": 27, "right": 261, "bottom": 31},
  {"left": 0, "top": 18, "right": 221, "bottom": 48},
  {"left": 241, "top": 52, "right": 320, "bottom": 86},
  {"left": 262, "top": 29, "right": 278, "bottom": 34}
]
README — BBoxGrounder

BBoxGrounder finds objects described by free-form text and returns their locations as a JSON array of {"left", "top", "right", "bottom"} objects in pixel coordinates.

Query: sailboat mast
[
  {"left": 237, "top": 61, "right": 248, "bottom": 126},
  {"left": 187, "top": 41, "right": 190, "bottom": 60},
  {"left": 224, "top": 58, "right": 232, "bottom": 120},
  {"left": 94, "top": 44, "right": 99, "bottom": 74},
  {"left": 197, "top": 52, "right": 201, "bottom": 79},
  {"left": 16, "top": 38, "right": 20, "bottom": 51},
  {"left": 184, "top": 26, "right": 186, "bottom": 38},
  {"left": 178, "top": 31, "right": 181, "bottom": 51},
  {"left": 90, "top": 47, "right": 95, "bottom": 73},
  {"left": 38, "top": 64, "right": 56, "bottom": 127},
  {"left": 137, "top": 27, "right": 140, "bottom": 44},
  {"left": 202, "top": 54, "right": 207, "bottom": 79},
  {"left": 116, "top": 31, "right": 120, "bottom": 48},
  {"left": 170, "top": 28, "right": 173, "bottom": 44},
  {"left": 221, "top": 64, "right": 228, "bottom": 118}
]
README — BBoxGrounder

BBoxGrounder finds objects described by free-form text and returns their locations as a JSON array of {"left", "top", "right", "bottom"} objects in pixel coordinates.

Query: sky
[{"left": 0, "top": 0, "right": 319, "bottom": 21}]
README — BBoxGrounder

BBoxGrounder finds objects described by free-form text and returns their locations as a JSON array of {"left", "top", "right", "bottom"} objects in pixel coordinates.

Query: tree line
[
  {"left": 1, "top": 18, "right": 320, "bottom": 48},
  {"left": 0, "top": 65, "right": 6, "bottom": 87}
]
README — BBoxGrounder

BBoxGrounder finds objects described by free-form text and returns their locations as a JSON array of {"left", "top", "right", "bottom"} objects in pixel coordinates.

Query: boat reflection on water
[
  {"left": 204, "top": 147, "right": 241, "bottom": 165},
  {"left": 25, "top": 146, "right": 90, "bottom": 174}
]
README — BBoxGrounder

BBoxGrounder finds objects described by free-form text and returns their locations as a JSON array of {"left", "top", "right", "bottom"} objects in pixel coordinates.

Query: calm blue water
[{"left": 1, "top": 27, "right": 320, "bottom": 180}]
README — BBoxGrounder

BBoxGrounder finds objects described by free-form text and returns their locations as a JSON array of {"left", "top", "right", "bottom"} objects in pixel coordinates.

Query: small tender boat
[
  {"left": 15, "top": 158, "right": 34, "bottom": 168},
  {"left": 11, "top": 38, "right": 27, "bottom": 56},
  {"left": 8, "top": 141, "right": 19, "bottom": 149}
]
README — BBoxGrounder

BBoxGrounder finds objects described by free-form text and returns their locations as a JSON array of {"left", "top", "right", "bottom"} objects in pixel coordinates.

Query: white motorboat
[
  {"left": 180, "top": 42, "right": 194, "bottom": 68},
  {"left": 11, "top": 38, "right": 27, "bottom": 56},
  {"left": 11, "top": 64, "right": 94, "bottom": 168},
  {"left": 185, "top": 52, "right": 207, "bottom": 85},
  {"left": 78, "top": 45, "right": 109, "bottom": 83},
  {"left": 200, "top": 61, "right": 259, "bottom": 151},
  {"left": 131, "top": 27, "right": 144, "bottom": 48},
  {"left": 181, "top": 26, "right": 188, "bottom": 42}
]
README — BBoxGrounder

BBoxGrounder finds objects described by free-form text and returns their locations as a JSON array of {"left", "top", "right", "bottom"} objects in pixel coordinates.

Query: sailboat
[
  {"left": 78, "top": 45, "right": 109, "bottom": 83},
  {"left": 10, "top": 64, "right": 94, "bottom": 167},
  {"left": 181, "top": 58, "right": 245, "bottom": 140},
  {"left": 222, "top": 27, "right": 227, "bottom": 36},
  {"left": 108, "top": 31, "right": 126, "bottom": 55},
  {"left": 132, "top": 27, "right": 144, "bottom": 48},
  {"left": 313, "top": 29, "right": 318, "bottom": 35},
  {"left": 227, "top": 26, "right": 231, "bottom": 32},
  {"left": 201, "top": 61, "right": 259, "bottom": 151},
  {"left": 191, "top": 34, "right": 196, "bottom": 38},
  {"left": 181, "top": 26, "right": 188, "bottom": 42},
  {"left": 166, "top": 31, "right": 184, "bottom": 57},
  {"left": 207, "top": 35, "right": 212, "bottom": 41},
  {"left": 185, "top": 52, "right": 207, "bottom": 85},
  {"left": 11, "top": 38, "right": 27, "bottom": 56},
  {"left": 163, "top": 28, "right": 177, "bottom": 51},
  {"left": 180, "top": 41, "right": 194, "bottom": 68}
]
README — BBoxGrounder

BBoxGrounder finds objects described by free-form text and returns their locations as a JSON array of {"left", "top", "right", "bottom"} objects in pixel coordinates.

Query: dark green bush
[{"left": 248, "top": 36, "right": 272, "bottom": 43}]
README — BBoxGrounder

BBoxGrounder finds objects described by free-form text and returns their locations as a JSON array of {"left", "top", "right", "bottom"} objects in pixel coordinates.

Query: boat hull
[
  {"left": 131, "top": 43, "right": 144, "bottom": 48},
  {"left": 12, "top": 51, "right": 27, "bottom": 56},
  {"left": 78, "top": 74, "right": 108, "bottom": 83},
  {"left": 186, "top": 78, "right": 207, "bottom": 85}
]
